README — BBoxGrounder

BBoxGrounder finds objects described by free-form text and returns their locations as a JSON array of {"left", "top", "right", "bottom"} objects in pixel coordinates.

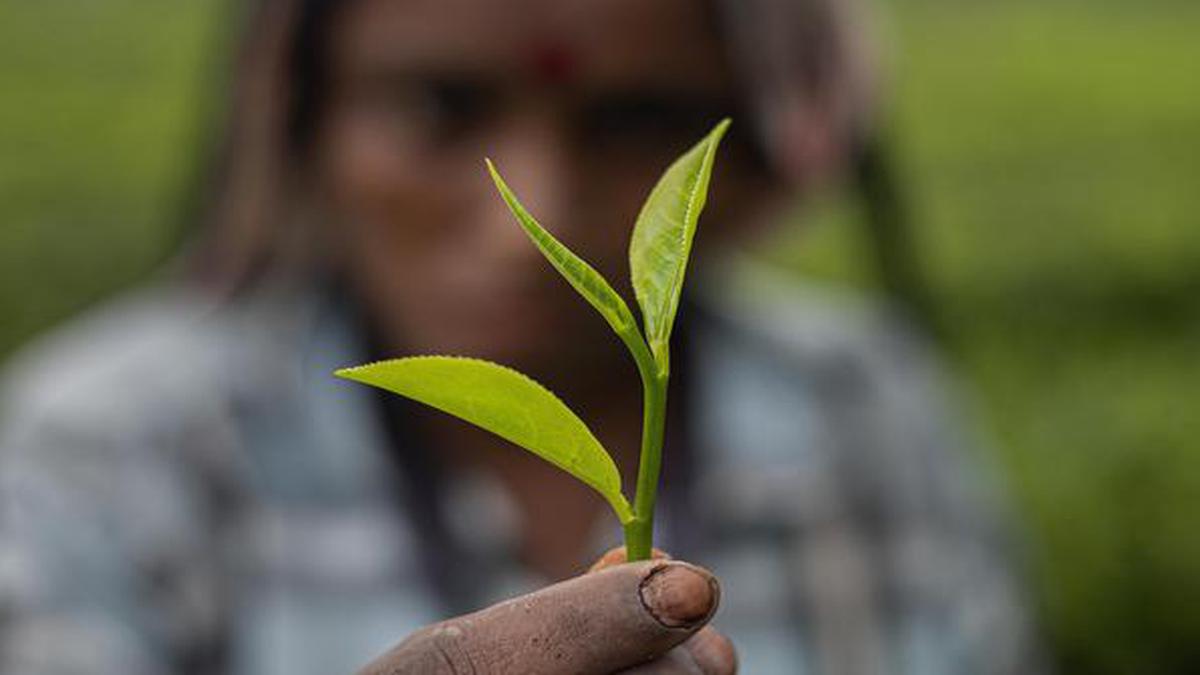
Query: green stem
[
  {"left": 615, "top": 324, "right": 668, "bottom": 561},
  {"left": 622, "top": 518, "right": 649, "bottom": 560},
  {"left": 627, "top": 370, "right": 667, "bottom": 560}
]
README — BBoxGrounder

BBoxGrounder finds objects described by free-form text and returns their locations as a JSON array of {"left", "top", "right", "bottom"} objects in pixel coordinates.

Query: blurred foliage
[
  {"left": 768, "top": 1, "right": 1200, "bottom": 672},
  {"left": 1, "top": 0, "right": 1197, "bottom": 673},
  {"left": 0, "top": 0, "right": 220, "bottom": 356}
]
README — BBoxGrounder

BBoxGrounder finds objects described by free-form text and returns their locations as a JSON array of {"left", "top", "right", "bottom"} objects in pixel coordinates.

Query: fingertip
[{"left": 638, "top": 561, "right": 719, "bottom": 629}]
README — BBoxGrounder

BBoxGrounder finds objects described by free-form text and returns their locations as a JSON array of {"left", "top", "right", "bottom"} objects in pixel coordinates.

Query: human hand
[{"left": 358, "top": 554, "right": 735, "bottom": 674}]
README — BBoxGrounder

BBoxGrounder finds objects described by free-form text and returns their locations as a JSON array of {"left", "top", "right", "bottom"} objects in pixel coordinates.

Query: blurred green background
[{"left": 1, "top": 0, "right": 1197, "bottom": 672}]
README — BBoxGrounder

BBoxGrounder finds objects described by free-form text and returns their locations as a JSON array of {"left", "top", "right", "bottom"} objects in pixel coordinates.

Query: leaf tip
[
  {"left": 706, "top": 118, "right": 732, "bottom": 152},
  {"left": 332, "top": 365, "right": 362, "bottom": 381},
  {"left": 484, "top": 158, "right": 515, "bottom": 201},
  {"left": 484, "top": 157, "right": 503, "bottom": 183}
]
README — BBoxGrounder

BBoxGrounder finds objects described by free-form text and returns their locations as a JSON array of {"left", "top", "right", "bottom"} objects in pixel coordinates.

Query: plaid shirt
[{"left": 0, "top": 266, "right": 1043, "bottom": 674}]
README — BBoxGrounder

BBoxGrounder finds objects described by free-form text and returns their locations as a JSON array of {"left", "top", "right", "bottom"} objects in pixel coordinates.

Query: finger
[
  {"left": 360, "top": 560, "right": 720, "bottom": 675},
  {"left": 619, "top": 624, "right": 739, "bottom": 672},
  {"left": 617, "top": 629, "right": 736, "bottom": 675},
  {"left": 617, "top": 647, "right": 705, "bottom": 674},
  {"left": 589, "top": 546, "right": 671, "bottom": 573},
  {"left": 683, "top": 627, "right": 738, "bottom": 674}
]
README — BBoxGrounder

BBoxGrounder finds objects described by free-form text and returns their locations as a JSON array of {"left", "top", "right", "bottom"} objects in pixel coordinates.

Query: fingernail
[{"left": 639, "top": 562, "right": 718, "bottom": 628}]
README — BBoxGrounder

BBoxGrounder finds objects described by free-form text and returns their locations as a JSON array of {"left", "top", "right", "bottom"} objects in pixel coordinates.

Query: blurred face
[{"left": 315, "top": 0, "right": 777, "bottom": 377}]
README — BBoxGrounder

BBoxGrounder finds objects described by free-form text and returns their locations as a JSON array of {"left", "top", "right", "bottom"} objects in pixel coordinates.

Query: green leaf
[
  {"left": 629, "top": 119, "right": 730, "bottom": 374},
  {"left": 335, "top": 357, "right": 634, "bottom": 524},
  {"left": 485, "top": 158, "right": 639, "bottom": 337}
]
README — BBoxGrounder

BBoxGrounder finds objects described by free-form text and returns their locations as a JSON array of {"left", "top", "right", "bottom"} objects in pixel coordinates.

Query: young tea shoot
[{"left": 336, "top": 119, "right": 730, "bottom": 561}]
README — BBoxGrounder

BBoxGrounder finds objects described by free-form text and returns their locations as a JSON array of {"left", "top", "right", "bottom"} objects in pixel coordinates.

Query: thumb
[{"left": 360, "top": 560, "right": 720, "bottom": 675}]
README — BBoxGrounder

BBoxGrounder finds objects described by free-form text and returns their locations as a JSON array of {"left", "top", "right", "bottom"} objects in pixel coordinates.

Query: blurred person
[{"left": 0, "top": 0, "right": 1043, "bottom": 673}]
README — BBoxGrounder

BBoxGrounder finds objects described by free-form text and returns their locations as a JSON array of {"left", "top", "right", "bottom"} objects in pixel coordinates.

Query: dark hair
[{"left": 288, "top": 0, "right": 344, "bottom": 154}]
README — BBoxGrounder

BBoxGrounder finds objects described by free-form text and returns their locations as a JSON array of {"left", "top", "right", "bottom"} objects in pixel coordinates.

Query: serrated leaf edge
[
  {"left": 334, "top": 356, "right": 635, "bottom": 523},
  {"left": 484, "top": 159, "right": 638, "bottom": 335},
  {"left": 632, "top": 118, "right": 730, "bottom": 371}
]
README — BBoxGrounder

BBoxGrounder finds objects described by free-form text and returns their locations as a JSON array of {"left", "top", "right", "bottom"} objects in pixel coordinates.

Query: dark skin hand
[{"left": 357, "top": 551, "right": 736, "bottom": 674}]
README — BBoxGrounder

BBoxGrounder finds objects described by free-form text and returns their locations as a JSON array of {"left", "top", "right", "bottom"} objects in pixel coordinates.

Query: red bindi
[{"left": 526, "top": 40, "right": 579, "bottom": 86}]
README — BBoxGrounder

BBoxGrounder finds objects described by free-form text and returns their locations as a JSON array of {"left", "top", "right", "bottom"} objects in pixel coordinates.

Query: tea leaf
[
  {"left": 335, "top": 357, "right": 633, "bottom": 523},
  {"left": 486, "top": 159, "right": 639, "bottom": 337},
  {"left": 629, "top": 119, "right": 729, "bottom": 374}
]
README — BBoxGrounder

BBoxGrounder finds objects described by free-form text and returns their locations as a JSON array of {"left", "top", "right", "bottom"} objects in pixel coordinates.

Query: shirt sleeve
[{"left": 1, "top": 373, "right": 227, "bottom": 674}]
